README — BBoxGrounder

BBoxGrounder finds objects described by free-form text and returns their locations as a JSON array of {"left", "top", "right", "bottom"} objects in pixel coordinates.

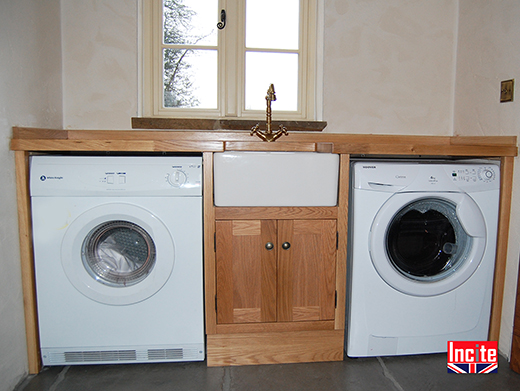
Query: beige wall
[
  {"left": 323, "top": 0, "right": 458, "bottom": 135},
  {"left": 0, "top": 1, "right": 62, "bottom": 390},
  {"left": 454, "top": 0, "right": 520, "bottom": 358},
  {"left": 61, "top": 0, "right": 138, "bottom": 129}
]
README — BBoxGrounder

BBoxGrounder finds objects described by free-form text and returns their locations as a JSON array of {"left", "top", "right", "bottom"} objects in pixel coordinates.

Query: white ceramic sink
[{"left": 214, "top": 152, "right": 340, "bottom": 207}]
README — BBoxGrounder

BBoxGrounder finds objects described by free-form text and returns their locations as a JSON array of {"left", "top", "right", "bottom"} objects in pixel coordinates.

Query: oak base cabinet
[{"left": 216, "top": 219, "right": 337, "bottom": 326}]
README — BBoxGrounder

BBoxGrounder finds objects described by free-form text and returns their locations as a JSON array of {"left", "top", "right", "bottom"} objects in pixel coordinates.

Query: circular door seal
[
  {"left": 61, "top": 203, "right": 174, "bottom": 305},
  {"left": 369, "top": 193, "right": 486, "bottom": 297},
  {"left": 81, "top": 220, "right": 156, "bottom": 288}
]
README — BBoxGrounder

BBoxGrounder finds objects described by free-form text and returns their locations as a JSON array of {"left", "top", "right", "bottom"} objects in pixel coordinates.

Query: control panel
[
  {"left": 30, "top": 156, "right": 203, "bottom": 197},
  {"left": 450, "top": 166, "right": 498, "bottom": 183}
]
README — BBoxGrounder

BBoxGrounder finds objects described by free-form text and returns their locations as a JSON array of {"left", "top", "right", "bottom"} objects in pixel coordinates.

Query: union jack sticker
[{"left": 447, "top": 341, "right": 498, "bottom": 374}]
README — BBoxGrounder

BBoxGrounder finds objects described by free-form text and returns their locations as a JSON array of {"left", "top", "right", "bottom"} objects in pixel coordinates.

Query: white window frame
[{"left": 141, "top": 0, "right": 322, "bottom": 120}]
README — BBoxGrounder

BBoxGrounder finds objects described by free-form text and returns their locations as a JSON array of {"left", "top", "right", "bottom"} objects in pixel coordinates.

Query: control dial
[
  {"left": 478, "top": 167, "right": 496, "bottom": 182},
  {"left": 168, "top": 170, "right": 187, "bottom": 187}
]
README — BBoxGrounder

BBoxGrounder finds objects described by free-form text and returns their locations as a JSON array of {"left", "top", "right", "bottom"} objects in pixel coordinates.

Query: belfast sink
[{"left": 213, "top": 152, "right": 340, "bottom": 207}]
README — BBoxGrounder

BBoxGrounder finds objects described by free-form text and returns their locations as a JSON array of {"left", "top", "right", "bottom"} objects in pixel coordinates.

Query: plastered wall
[
  {"left": 61, "top": 0, "right": 138, "bottom": 130},
  {"left": 323, "top": 0, "right": 458, "bottom": 135},
  {"left": 0, "top": 1, "right": 62, "bottom": 390}
]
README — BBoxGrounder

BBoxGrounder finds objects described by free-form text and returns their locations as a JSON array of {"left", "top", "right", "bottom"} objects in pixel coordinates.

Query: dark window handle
[{"left": 217, "top": 9, "right": 226, "bottom": 30}]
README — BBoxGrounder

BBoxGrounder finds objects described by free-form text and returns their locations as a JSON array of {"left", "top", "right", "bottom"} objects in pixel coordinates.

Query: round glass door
[
  {"left": 385, "top": 199, "right": 471, "bottom": 282},
  {"left": 369, "top": 193, "right": 486, "bottom": 296},
  {"left": 82, "top": 220, "right": 156, "bottom": 287},
  {"left": 61, "top": 203, "right": 175, "bottom": 305}
]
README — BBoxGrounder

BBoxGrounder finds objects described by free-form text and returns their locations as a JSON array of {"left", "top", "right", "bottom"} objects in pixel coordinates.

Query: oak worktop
[{"left": 10, "top": 126, "right": 518, "bottom": 156}]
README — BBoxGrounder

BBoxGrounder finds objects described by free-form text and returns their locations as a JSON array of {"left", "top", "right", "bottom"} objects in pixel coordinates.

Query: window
[{"left": 142, "top": 0, "right": 320, "bottom": 120}]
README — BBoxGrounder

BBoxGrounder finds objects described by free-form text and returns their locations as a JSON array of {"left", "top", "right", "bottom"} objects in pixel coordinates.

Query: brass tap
[{"left": 250, "top": 84, "right": 288, "bottom": 142}]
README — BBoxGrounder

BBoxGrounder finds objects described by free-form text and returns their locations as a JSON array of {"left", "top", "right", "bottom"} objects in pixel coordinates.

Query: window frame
[{"left": 141, "top": 0, "right": 321, "bottom": 121}]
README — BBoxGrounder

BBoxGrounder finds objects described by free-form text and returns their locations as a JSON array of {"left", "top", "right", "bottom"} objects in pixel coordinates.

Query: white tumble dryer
[
  {"left": 346, "top": 160, "right": 500, "bottom": 357},
  {"left": 30, "top": 155, "right": 205, "bottom": 365}
]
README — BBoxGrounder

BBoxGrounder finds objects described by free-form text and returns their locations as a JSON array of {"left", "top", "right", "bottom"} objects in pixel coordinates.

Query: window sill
[{"left": 131, "top": 118, "right": 327, "bottom": 132}]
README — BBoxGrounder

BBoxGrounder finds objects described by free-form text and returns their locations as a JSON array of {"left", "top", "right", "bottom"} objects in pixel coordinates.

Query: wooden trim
[
  {"left": 12, "top": 127, "right": 68, "bottom": 140},
  {"left": 334, "top": 154, "right": 350, "bottom": 330},
  {"left": 206, "top": 330, "right": 344, "bottom": 366},
  {"left": 14, "top": 151, "right": 41, "bottom": 374},
  {"left": 10, "top": 139, "right": 225, "bottom": 153},
  {"left": 449, "top": 136, "right": 518, "bottom": 146},
  {"left": 510, "top": 260, "right": 520, "bottom": 373},
  {"left": 511, "top": 335, "right": 520, "bottom": 374},
  {"left": 215, "top": 207, "right": 338, "bottom": 220},
  {"left": 331, "top": 142, "right": 518, "bottom": 157},
  {"left": 203, "top": 152, "right": 217, "bottom": 335},
  {"left": 216, "top": 320, "right": 334, "bottom": 334},
  {"left": 488, "top": 156, "right": 515, "bottom": 341},
  {"left": 224, "top": 141, "right": 317, "bottom": 152}
]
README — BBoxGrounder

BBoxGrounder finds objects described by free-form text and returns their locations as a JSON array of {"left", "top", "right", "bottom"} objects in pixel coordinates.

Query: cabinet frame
[{"left": 204, "top": 153, "right": 350, "bottom": 366}]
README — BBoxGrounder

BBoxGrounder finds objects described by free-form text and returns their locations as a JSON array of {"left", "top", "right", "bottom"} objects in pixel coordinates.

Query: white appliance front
[
  {"left": 346, "top": 161, "right": 500, "bottom": 357},
  {"left": 30, "top": 156, "right": 205, "bottom": 365}
]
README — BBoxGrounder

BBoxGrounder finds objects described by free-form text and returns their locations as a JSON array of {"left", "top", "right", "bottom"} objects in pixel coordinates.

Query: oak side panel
[
  {"left": 334, "top": 154, "right": 350, "bottom": 330},
  {"left": 15, "top": 151, "right": 41, "bottom": 374},
  {"left": 203, "top": 152, "right": 217, "bottom": 335},
  {"left": 511, "top": 335, "right": 520, "bottom": 374},
  {"left": 206, "top": 330, "right": 344, "bottom": 366},
  {"left": 489, "top": 156, "right": 514, "bottom": 341}
]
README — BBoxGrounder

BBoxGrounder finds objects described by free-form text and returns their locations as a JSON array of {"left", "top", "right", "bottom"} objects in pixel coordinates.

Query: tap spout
[{"left": 250, "top": 84, "right": 288, "bottom": 142}]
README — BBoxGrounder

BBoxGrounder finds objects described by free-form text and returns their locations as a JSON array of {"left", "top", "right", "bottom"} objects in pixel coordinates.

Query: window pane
[
  {"left": 163, "top": 0, "right": 218, "bottom": 46},
  {"left": 163, "top": 49, "right": 218, "bottom": 108},
  {"left": 246, "top": 0, "right": 299, "bottom": 50},
  {"left": 245, "top": 52, "right": 298, "bottom": 111}
]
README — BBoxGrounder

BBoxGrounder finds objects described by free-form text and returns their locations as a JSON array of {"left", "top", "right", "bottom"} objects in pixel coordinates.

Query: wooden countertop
[{"left": 10, "top": 127, "right": 518, "bottom": 157}]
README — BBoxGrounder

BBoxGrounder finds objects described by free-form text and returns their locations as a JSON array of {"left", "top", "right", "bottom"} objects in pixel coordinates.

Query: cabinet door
[
  {"left": 277, "top": 220, "right": 337, "bottom": 322},
  {"left": 216, "top": 220, "right": 277, "bottom": 324}
]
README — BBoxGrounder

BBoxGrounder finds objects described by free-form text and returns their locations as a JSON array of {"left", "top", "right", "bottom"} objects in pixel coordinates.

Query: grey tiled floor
[{"left": 16, "top": 353, "right": 520, "bottom": 391}]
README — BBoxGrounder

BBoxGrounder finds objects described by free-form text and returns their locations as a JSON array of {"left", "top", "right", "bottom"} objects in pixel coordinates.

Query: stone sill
[{"left": 131, "top": 117, "right": 327, "bottom": 132}]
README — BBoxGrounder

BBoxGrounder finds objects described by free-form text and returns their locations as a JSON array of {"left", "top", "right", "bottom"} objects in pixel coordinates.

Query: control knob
[
  {"left": 478, "top": 167, "right": 495, "bottom": 182},
  {"left": 168, "top": 170, "right": 187, "bottom": 187}
]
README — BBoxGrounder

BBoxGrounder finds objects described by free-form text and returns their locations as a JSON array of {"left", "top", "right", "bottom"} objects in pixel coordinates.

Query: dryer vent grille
[
  {"left": 147, "top": 348, "right": 183, "bottom": 360},
  {"left": 45, "top": 346, "right": 204, "bottom": 365},
  {"left": 62, "top": 350, "right": 137, "bottom": 363}
]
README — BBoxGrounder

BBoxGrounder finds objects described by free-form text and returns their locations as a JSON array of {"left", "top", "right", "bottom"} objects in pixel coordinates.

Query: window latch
[{"left": 217, "top": 9, "right": 226, "bottom": 30}]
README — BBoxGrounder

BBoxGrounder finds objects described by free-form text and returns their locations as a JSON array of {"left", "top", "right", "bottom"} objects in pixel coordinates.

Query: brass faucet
[{"left": 250, "top": 84, "right": 288, "bottom": 142}]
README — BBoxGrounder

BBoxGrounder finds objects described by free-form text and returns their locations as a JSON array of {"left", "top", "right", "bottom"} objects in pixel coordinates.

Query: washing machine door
[
  {"left": 369, "top": 192, "right": 486, "bottom": 296},
  {"left": 61, "top": 203, "right": 174, "bottom": 305}
]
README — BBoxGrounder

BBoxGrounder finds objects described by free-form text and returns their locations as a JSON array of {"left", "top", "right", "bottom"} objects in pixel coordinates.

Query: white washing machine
[
  {"left": 346, "top": 160, "right": 500, "bottom": 357},
  {"left": 30, "top": 155, "right": 205, "bottom": 365}
]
